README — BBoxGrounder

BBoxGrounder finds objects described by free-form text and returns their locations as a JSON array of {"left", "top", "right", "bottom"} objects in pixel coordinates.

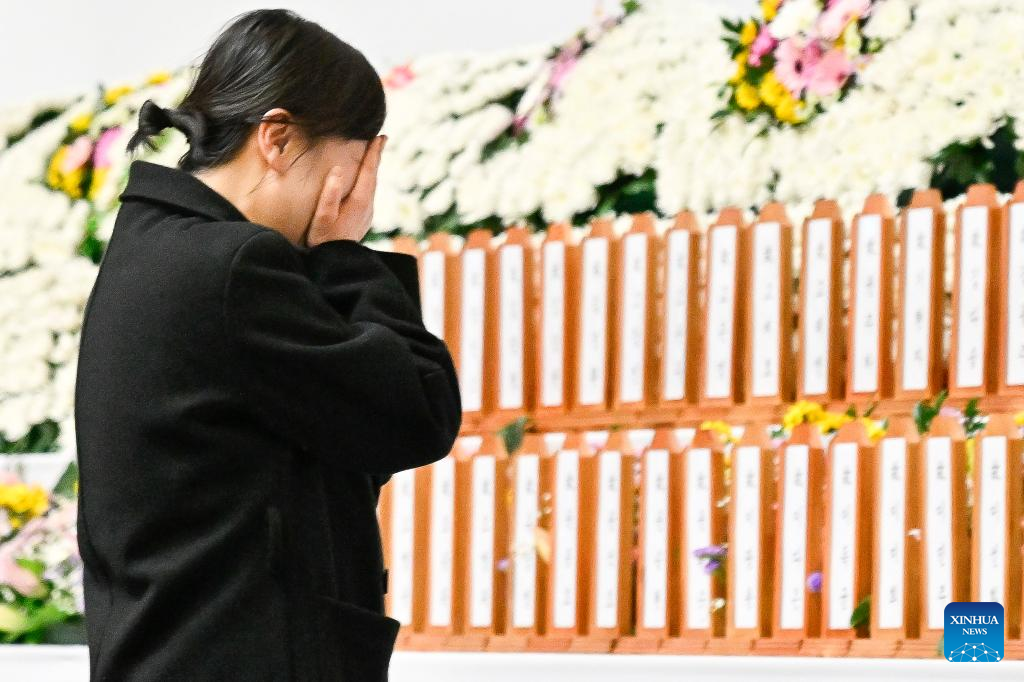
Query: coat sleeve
[{"left": 223, "top": 228, "right": 462, "bottom": 476}]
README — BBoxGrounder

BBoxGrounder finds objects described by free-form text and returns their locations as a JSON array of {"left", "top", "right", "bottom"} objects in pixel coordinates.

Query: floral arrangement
[
  {"left": 698, "top": 420, "right": 739, "bottom": 445},
  {"left": 0, "top": 469, "right": 82, "bottom": 643},
  {"left": 776, "top": 400, "right": 887, "bottom": 441},
  {"left": 719, "top": 0, "right": 903, "bottom": 127}
]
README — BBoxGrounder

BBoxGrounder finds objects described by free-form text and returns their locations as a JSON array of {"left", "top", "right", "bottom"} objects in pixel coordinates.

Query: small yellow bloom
[
  {"left": 782, "top": 400, "right": 826, "bottom": 431},
  {"left": 759, "top": 71, "right": 788, "bottom": 108},
  {"left": 735, "top": 81, "right": 762, "bottom": 110},
  {"left": 817, "top": 411, "right": 853, "bottom": 435},
  {"left": 700, "top": 420, "right": 737, "bottom": 445},
  {"left": 761, "top": 0, "right": 781, "bottom": 22},
  {"left": 740, "top": 20, "right": 758, "bottom": 46},
  {"left": 729, "top": 51, "right": 748, "bottom": 85},
  {"left": 774, "top": 91, "right": 809, "bottom": 124},
  {"left": 1014, "top": 411, "right": 1024, "bottom": 427},
  {"left": 859, "top": 417, "right": 887, "bottom": 442},
  {"left": 103, "top": 84, "right": 134, "bottom": 106},
  {"left": 89, "top": 167, "right": 109, "bottom": 202},
  {"left": 69, "top": 113, "right": 92, "bottom": 134},
  {"left": 146, "top": 70, "right": 172, "bottom": 85}
]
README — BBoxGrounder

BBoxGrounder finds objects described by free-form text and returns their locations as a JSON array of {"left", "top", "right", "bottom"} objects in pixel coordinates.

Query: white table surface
[{"left": 1, "top": 645, "right": 1021, "bottom": 681}]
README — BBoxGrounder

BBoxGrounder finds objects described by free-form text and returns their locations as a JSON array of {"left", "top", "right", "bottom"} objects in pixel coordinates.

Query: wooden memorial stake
[
  {"left": 998, "top": 182, "right": 1024, "bottom": 397},
  {"left": 572, "top": 219, "right": 619, "bottom": 418},
  {"left": 902, "top": 416, "right": 970, "bottom": 657},
  {"left": 536, "top": 432, "right": 596, "bottom": 651},
  {"left": 661, "top": 429, "right": 729, "bottom": 653},
  {"left": 804, "top": 421, "right": 874, "bottom": 657},
  {"left": 948, "top": 184, "right": 1002, "bottom": 398},
  {"left": 973, "top": 415, "right": 1022, "bottom": 648},
  {"left": 419, "top": 232, "right": 458, "bottom": 350},
  {"left": 745, "top": 203, "right": 795, "bottom": 411},
  {"left": 797, "top": 200, "right": 845, "bottom": 403},
  {"left": 379, "top": 462, "right": 431, "bottom": 648},
  {"left": 770, "top": 423, "right": 825, "bottom": 654},
  {"left": 658, "top": 211, "right": 701, "bottom": 411},
  {"left": 846, "top": 194, "right": 895, "bottom": 402},
  {"left": 893, "top": 190, "right": 946, "bottom": 402},
  {"left": 714, "top": 425, "right": 774, "bottom": 654},
  {"left": 534, "top": 224, "right": 580, "bottom": 421},
  {"left": 700, "top": 208, "right": 748, "bottom": 407},
  {"left": 612, "top": 213, "right": 660, "bottom": 415},
  {"left": 491, "top": 434, "right": 549, "bottom": 651},
  {"left": 858, "top": 417, "right": 921, "bottom": 657},
  {"left": 451, "top": 434, "right": 508, "bottom": 650},
  {"left": 571, "top": 431, "right": 636, "bottom": 652},
  {"left": 618, "top": 429, "right": 678, "bottom": 652},
  {"left": 454, "top": 230, "right": 497, "bottom": 428},
  {"left": 490, "top": 227, "right": 536, "bottom": 426},
  {"left": 406, "top": 438, "right": 476, "bottom": 649}
]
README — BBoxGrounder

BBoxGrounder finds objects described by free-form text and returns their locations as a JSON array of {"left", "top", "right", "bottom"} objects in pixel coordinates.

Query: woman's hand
[{"left": 305, "top": 134, "right": 387, "bottom": 248}]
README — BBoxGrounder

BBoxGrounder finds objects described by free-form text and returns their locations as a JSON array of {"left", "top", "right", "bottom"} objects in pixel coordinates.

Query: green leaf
[
  {"left": 850, "top": 595, "right": 871, "bottom": 629},
  {"left": 863, "top": 402, "right": 879, "bottom": 418},
  {"left": 498, "top": 417, "right": 530, "bottom": 457},
  {"left": 845, "top": 405, "right": 857, "bottom": 418},
  {"left": 15, "top": 557, "right": 45, "bottom": 578},
  {"left": 52, "top": 461, "right": 79, "bottom": 499}
]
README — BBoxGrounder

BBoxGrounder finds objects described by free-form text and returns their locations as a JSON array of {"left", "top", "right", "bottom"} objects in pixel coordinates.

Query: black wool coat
[{"left": 73, "top": 159, "right": 462, "bottom": 681}]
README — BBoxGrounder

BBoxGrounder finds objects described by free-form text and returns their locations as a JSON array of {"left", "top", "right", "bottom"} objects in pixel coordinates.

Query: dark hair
[{"left": 126, "top": 9, "right": 386, "bottom": 172}]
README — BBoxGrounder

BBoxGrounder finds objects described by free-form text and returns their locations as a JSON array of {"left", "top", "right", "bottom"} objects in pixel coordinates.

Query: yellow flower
[
  {"left": 740, "top": 20, "right": 758, "bottom": 46},
  {"left": 103, "top": 84, "right": 134, "bottom": 106},
  {"left": 69, "top": 113, "right": 92, "bottom": 134},
  {"left": 146, "top": 70, "right": 172, "bottom": 85},
  {"left": 1014, "top": 411, "right": 1024, "bottom": 426},
  {"left": 761, "top": 0, "right": 781, "bottom": 21},
  {"left": 729, "top": 51, "right": 748, "bottom": 84},
  {"left": 774, "top": 91, "right": 809, "bottom": 124},
  {"left": 759, "top": 71, "right": 788, "bottom": 108},
  {"left": 735, "top": 81, "right": 762, "bottom": 110},
  {"left": 859, "top": 417, "right": 887, "bottom": 442},
  {"left": 89, "top": 167, "right": 109, "bottom": 202},
  {"left": 700, "top": 420, "right": 737, "bottom": 445},
  {"left": 1, "top": 483, "right": 49, "bottom": 516},
  {"left": 817, "top": 411, "right": 853, "bottom": 435},
  {"left": 62, "top": 167, "right": 85, "bottom": 199},
  {"left": 782, "top": 400, "right": 826, "bottom": 431}
]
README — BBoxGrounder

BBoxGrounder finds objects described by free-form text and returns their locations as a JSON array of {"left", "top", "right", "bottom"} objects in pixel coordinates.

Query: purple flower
[
  {"left": 703, "top": 559, "right": 721, "bottom": 575},
  {"left": 496, "top": 557, "right": 511, "bottom": 572},
  {"left": 807, "top": 571, "right": 823, "bottom": 593},
  {"left": 693, "top": 544, "right": 727, "bottom": 559}
]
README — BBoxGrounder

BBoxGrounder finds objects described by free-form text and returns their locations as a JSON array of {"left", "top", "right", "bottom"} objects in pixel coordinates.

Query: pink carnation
[
  {"left": 748, "top": 26, "right": 778, "bottom": 67},
  {"left": 774, "top": 37, "right": 822, "bottom": 96},
  {"left": 817, "top": 0, "right": 871, "bottom": 40},
  {"left": 93, "top": 126, "right": 124, "bottom": 170},
  {"left": 806, "top": 48, "right": 854, "bottom": 96},
  {"left": 61, "top": 135, "right": 94, "bottom": 174}
]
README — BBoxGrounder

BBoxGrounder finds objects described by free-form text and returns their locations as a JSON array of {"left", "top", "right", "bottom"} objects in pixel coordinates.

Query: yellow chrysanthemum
[
  {"left": 759, "top": 71, "right": 788, "bottom": 108},
  {"left": 782, "top": 400, "right": 826, "bottom": 431},
  {"left": 740, "top": 20, "right": 758, "bottom": 46},
  {"left": 89, "top": 167, "right": 109, "bottom": 202},
  {"left": 700, "top": 420, "right": 737, "bottom": 444},
  {"left": 103, "top": 84, "right": 134, "bottom": 106},
  {"left": 774, "top": 91, "right": 809, "bottom": 124},
  {"left": 817, "top": 411, "right": 853, "bottom": 435},
  {"left": 859, "top": 417, "right": 887, "bottom": 442},
  {"left": 729, "top": 51, "right": 748, "bottom": 85},
  {"left": 0, "top": 483, "right": 49, "bottom": 517},
  {"left": 1014, "top": 411, "right": 1024, "bottom": 427},
  {"left": 761, "top": 0, "right": 781, "bottom": 22},
  {"left": 46, "top": 146, "right": 69, "bottom": 189},
  {"left": 146, "top": 70, "right": 172, "bottom": 85},
  {"left": 69, "top": 113, "right": 92, "bottom": 134},
  {"left": 735, "top": 81, "right": 762, "bottom": 110},
  {"left": 62, "top": 167, "right": 85, "bottom": 199}
]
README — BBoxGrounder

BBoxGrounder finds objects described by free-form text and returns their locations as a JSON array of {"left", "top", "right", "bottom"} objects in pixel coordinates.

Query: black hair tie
[{"left": 126, "top": 99, "right": 207, "bottom": 153}]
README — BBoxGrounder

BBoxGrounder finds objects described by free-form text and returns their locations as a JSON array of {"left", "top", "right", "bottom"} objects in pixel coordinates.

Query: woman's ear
[{"left": 256, "top": 107, "right": 297, "bottom": 173}]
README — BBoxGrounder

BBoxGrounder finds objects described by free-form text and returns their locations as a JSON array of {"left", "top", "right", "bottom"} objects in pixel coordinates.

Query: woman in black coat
[{"left": 73, "top": 9, "right": 461, "bottom": 681}]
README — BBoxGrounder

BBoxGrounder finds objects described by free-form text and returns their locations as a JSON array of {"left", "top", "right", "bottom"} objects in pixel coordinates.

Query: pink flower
[
  {"left": 774, "top": 37, "right": 822, "bottom": 95},
  {"left": 806, "top": 48, "right": 853, "bottom": 96},
  {"left": 383, "top": 64, "right": 415, "bottom": 90},
  {"left": 61, "top": 135, "right": 94, "bottom": 174},
  {"left": 748, "top": 26, "right": 778, "bottom": 67},
  {"left": 93, "top": 126, "right": 124, "bottom": 170},
  {"left": 817, "top": 0, "right": 871, "bottom": 40},
  {"left": 939, "top": 406, "right": 963, "bottom": 419},
  {"left": 0, "top": 545, "right": 44, "bottom": 598}
]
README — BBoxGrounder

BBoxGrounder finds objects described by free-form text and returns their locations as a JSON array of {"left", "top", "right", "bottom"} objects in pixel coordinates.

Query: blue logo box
[{"left": 944, "top": 602, "right": 1004, "bottom": 662}]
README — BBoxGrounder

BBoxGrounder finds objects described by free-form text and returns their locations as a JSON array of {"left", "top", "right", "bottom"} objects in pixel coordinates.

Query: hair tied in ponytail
[{"left": 126, "top": 99, "right": 207, "bottom": 156}]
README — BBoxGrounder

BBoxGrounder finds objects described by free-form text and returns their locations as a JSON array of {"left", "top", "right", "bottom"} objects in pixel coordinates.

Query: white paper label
[
  {"left": 1006, "top": 204, "right": 1024, "bottom": 385},
  {"left": 459, "top": 248, "right": 485, "bottom": 411},
  {"left": 511, "top": 454, "right": 540, "bottom": 628},
  {"left": 389, "top": 469, "right": 416, "bottom": 625},
  {"left": 619, "top": 233, "right": 648, "bottom": 403},
  {"left": 978, "top": 436, "right": 1007, "bottom": 605},
  {"left": 541, "top": 241, "right": 566, "bottom": 406},
  {"left": 642, "top": 449, "right": 670, "bottom": 629},
  {"left": 428, "top": 456, "right": 455, "bottom": 626},
  {"left": 499, "top": 245, "right": 524, "bottom": 409},
  {"left": 553, "top": 450, "right": 580, "bottom": 628},
  {"left": 705, "top": 226, "right": 738, "bottom": 399},
  {"left": 422, "top": 250, "right": 446, "bottom": 341},
  {"left": 877, "top": 437, "right": 907, "bottom": 629},
  {"left": 685, "top": 448, "right": 712, "bottom": 629},
  {"left": 751, "top": 222, "right": 782, "bottom": 397},
  {"left": 852, "top": 215, "right": 882, "bottom": 394},
  {"left": 594, "top": 451, "right": 623, "bottom": 628},
  {"left": 578, "top": 238, "right": 609, "bottom": 405},
  {"left": 802, "top": 218, "right": 833, "bottom": 396},
  {"left": 828, "top": 442, "right": 858, "bottom": 630},
  {"left": 733, "top": 446, "right": 762, "bottom": 629},
  {"left": 925, "top": 437, "right": 953, "bottom": 630},
  {"left": 901, "top": 208, "right": 934, "bottom": 391},
  {"left": 955, "top": 206, "right": 989, "bottom": 388},
  {"left": 469, "top": 455, "right": 496, "bottom": 627},
  {"left": 779, "top": 445, "right": 809, "bottom": 630},
  {"left": 662, "top": 230, "right": 691, "bottom": 400}
]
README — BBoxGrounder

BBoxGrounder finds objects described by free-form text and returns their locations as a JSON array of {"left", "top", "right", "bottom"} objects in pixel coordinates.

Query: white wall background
[{"left": 0, "top": 0, "right": 756, "bottom": 105}]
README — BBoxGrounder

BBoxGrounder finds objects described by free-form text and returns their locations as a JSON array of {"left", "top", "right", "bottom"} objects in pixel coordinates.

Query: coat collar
[{"left": 119, "top": 159, "right": 249, "bottom": 223}]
